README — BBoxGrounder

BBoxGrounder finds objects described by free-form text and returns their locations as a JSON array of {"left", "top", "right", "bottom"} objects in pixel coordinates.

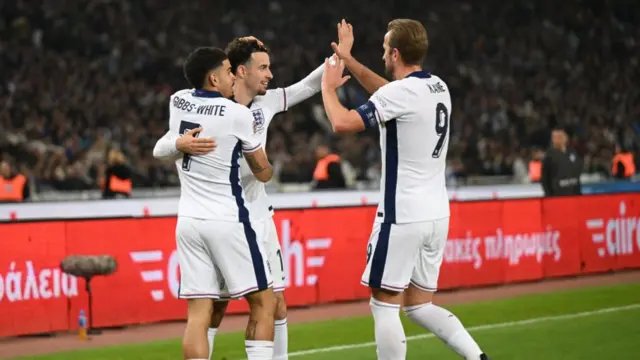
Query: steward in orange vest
[
  {"left": 312, "top": 145, "right": 346, "bottom": 190},
  {"left": 612, "top": 151, "right": 635, "bottom": 179},
  {"left": 0, "top": 160, "right": 30, "bottom": 203},
  {"left": 528, "top": 160, "right": 541, "bottom": 182},
  {"left": 101, "top": 150, "right": 132, "bottom": 199}
]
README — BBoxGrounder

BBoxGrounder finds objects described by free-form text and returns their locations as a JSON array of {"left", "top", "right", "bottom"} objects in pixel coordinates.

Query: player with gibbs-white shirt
[
  {"left": 153, "top": 36, "right": 324, "bottom": 360},
  {"left": 322, "top": 19, "right": 490, "bottom": 360},
  {"left": 158, "top": 46, "right": 277, "bottom": 360}
]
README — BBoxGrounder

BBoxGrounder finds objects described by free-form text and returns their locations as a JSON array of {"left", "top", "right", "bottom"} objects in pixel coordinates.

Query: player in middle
[{"left": 153, "top": 37, "right": 325, "bottom": 360}]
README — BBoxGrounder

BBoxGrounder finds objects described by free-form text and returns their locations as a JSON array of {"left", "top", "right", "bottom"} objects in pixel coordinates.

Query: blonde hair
[{"left": 107, "top": 149, "right": 126, "bottom": 165}]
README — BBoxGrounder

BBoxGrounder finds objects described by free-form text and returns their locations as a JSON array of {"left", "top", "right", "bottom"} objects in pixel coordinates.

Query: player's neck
[
  {"left": 201, "top": 86, "right": 223, "bottom": 95},
  {"left": 233, "top": 83, "right": 257, "bottom": 106},
  {"left": 394, "top": 65, "right": 423, "bottom": 80}
]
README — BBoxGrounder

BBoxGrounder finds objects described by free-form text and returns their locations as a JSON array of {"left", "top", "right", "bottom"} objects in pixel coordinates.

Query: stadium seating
[{"left": 1, "top": 0, "right": 638, "bottom": 193}]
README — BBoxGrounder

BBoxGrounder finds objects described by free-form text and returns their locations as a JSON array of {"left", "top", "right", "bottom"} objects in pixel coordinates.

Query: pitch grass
[{"left": 15, "top": 282, "right": 640, "bottom": 360}]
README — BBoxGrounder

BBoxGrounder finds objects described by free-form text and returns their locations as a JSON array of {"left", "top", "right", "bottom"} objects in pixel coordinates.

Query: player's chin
[{"left": 257, "top": 88, "right": 268, "bottom": 96}]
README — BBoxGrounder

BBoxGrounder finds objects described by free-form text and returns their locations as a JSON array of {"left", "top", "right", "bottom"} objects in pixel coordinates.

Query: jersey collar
[
  {"left": 405, "top": 71, "right": 431, "bottom": 79},
  {"left": 231, "top": 96, "right": 253, "bottom": 109},
  {"left": 192, "top": 89, "right": 224, "bottom": 98}
]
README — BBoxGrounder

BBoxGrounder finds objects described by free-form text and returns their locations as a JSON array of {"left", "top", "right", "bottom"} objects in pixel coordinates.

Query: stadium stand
[{"left": 1, "top": 0, "right": 638, "bottom": 194}]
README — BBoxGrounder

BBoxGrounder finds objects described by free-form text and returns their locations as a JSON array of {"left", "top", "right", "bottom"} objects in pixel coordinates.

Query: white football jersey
[
  {"left": 169, "top": 88, "right": 263, "bottom": 222},
  {"left": 356, "top": 71, "right": 451, "bottom": 223},
  {"left": 238, "top": 88, "right": 288, "bottom": 220}
]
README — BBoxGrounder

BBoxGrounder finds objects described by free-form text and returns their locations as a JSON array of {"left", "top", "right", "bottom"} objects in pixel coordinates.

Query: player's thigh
[
  {"left": 263, "top": 218, "right": 286, "bottom": 293},
  {"left": 205, "top": 220, "right": 273, "bottom": 299},
  {"left": 361, "top": 222, "right": 424, "bottom": 291},
  {"left": 411, "top": 217, "right": 450, "bottom": 293},
  {"left": 175, "top": 217, "right": 221, "bottom": 299}
]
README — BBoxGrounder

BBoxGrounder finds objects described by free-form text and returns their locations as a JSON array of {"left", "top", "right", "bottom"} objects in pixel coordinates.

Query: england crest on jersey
[{"left": 252, "top": 109, "right": 266, "bottom": 135}]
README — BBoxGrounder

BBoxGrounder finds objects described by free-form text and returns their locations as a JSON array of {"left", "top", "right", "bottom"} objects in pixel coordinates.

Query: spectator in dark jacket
[{"left": 541, "top": 127, "right": 582, "bottom": 197}]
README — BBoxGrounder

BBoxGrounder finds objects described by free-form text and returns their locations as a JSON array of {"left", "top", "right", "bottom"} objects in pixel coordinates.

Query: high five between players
[{"left": 159, "top": 17, "right": 490, "bottom": 360}]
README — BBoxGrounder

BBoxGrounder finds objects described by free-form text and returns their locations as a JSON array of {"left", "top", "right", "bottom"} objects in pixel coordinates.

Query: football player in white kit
[
  {"left": 160, "top": 47, "right": 277, "bottom": 360},
  {"left": 322, "top": 19, "right": 490, "bottom": 360},
  {"left": 154, "top": 37, "right": 324, "bottom": 360}
]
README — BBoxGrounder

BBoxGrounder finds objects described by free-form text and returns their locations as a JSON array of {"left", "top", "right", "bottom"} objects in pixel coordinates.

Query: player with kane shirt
[
  {"left": 154, "top": 37, "right": 324, "bottom": 360},
  {"left": 322, "top": 19, "right": 490, "bottom": 360}
]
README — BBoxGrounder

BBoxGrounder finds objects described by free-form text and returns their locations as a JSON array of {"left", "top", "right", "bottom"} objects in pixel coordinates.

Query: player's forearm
[
  {"left": 321, "top": 87, "right": 351, "bottom": 133},
  {"left": 343, "top": 56, "right": 388, "bottom": 95},
  {"left": 153, "top": 132, "right": 181, "bottom": 160},
  {"left": 284, "top": 63, "right": 324, "bottom": 108},
  {"left": 244, "top": 149, "right": 274, "bottom": 183}
]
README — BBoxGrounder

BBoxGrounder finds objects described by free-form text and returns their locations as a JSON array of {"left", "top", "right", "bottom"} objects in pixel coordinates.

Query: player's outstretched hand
[
  {"left": 331, "top": 19, "right": 354, "bottom": 60},
  {"left": 322, "top": 55, "right": 351, "bottom": 91},
  {"left": 176, "top": 127, "right": 216, "bottom": 155},
  {"left": 238, "top": 36, "right": 264, "bottom": 47}
]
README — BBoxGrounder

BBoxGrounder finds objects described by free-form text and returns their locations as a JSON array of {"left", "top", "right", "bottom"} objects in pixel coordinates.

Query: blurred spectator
[
  {"left": 0, "top": 159, "right": 30, "bottom": 202},
  {"left": 1, "top": 0, "right": 638, "bottom": 194},
  {"left": 312, "top": 144, "right": 346, "bottom": 190}
]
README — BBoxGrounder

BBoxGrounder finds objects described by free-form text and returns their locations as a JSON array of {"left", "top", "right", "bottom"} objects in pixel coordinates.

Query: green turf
[{"left": 15, "top": 282, "right": 640, "bottom": 360}]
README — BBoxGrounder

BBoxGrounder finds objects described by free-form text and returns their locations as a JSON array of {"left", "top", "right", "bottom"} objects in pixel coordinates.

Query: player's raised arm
[
  {"left": 332, "top": 19, "right": 388, "bottom": 95},
  {"left": 234, "top": 107, "right": 273, "bottom": 182},
  {"left": 322, "top": 57, "right": 406, "bottom": 134},
  {"left": 280, "top": 62, "right": 324, "bottom": 109},
  {"left": 321, "top": 57, "right": 365, "bottom": 134}
]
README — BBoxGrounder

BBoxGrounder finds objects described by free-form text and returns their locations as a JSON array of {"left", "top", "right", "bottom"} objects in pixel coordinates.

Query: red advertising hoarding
[{"left": 1, "top": 194, "right": 639, "bottom": 337}]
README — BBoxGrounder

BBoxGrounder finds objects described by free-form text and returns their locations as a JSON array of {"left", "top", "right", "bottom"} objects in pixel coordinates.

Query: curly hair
[{"left": 225, "top": 38, "right": 270, "bottom": 74}]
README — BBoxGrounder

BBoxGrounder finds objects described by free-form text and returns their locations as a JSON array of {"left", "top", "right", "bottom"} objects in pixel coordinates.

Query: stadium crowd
[{"left": 1, "top": 0, "right": 638, "bottom": 193}]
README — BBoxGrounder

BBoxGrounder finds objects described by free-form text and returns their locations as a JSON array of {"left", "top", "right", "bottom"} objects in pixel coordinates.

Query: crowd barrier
[{"left": 1, "top": 193, "right": 640, "bottom": 337}]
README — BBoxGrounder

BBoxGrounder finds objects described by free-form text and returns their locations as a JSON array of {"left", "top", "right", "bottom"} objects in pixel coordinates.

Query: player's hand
[
  {"left": 322, "top": 55, "right": 351, "bottom": 91},
  {"left": 238, "top": 36, "right": 264, "bottom": 47},
  {"left": 176, "top": 128, "right": 216, "bottom": 155},
  {"left": 331, "top": 19, "right": 354, "bottom": 60}
]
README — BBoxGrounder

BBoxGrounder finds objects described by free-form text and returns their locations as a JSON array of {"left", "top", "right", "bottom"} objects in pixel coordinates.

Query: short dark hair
[
  {"left": 183, "top": 47, "right": 228, "bottom": 89},
  {"left": 387, "top": 19, "right": 428, "bottom": 65},
  {"left": 225, "top": 38, "right": 269, "bottom": 74},
  {"left": 552, "top": 125, "right": 567, "bottom": 133}
]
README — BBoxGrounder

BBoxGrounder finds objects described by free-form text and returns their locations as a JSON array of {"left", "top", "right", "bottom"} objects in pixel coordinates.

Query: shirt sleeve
[
  {"left": 153, "top": 96, "right": 183, "bottom": 159},
  {"left": 355, "top": 81, "right": 407, "bottom": 128},
  {"left": 152, "top": 130, "right": 181, "bottom": 159},
  {"left": 259, "top": 88, "right": 287, "bottom": 114},
  {"left": 233, "top": 106, "right": 263, "bottom": 152},
  {"left": 282, "top": 63, "right": 324, "bottom": 109}
]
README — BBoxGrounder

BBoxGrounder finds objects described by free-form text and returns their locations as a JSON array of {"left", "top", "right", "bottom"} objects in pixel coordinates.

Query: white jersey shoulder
[
  {"left": 236, "top": 88, "right": 287, "bottom": 221},
  {"left": 358, "top": 71, "right": 451, "bottom": 223},
  {"left": 247, "top": 88, "right": 287, "bottom": 142},
  {"left": 170, "top": 89, "right": 261, "bottom": 222}
]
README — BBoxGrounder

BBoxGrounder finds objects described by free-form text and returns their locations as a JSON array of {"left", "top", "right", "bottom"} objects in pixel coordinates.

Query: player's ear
[
  {"left": 207, "top": 71, "right": 217, "bottom": 88},
  {"left": 236, "top": 64, "right": 247, "bottom": 79},
  {"left": 392, "top": 48, "right": 400, "bottom": 62}
]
